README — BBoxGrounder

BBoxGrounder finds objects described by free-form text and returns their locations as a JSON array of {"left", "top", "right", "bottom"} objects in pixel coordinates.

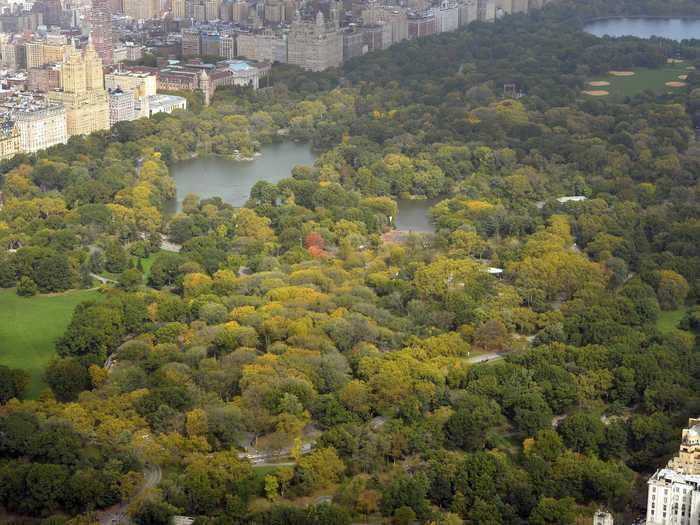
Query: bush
[{"left": 16, "top": 276, "right": 38, "bottom": 297}]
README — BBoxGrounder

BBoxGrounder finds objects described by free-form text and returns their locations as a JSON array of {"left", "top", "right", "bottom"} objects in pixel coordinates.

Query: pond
[
  {"left": 395, "top": 198, "right": 440, "bottom": 233},
  {"left": 584, "top": 17, "right": 700, "bottom": 41},
  {"left": 169, "top": 142, "right": 317, "bottom": 211}
]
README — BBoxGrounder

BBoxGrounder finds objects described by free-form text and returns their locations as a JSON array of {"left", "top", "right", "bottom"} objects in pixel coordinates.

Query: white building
[
  {"left": 0, "top": 94, "right": 67, "bottom": 153},
  {"left": 148, "top": 94, "right": 187, "bottom": 116},
  {"left": 108, "top": 89, "right": 137, "bottom": 125},
  {"left": 433, "top": 1, "right": 459, "bottom": 33},
  {"left": 647, "top": 469, "right": 700, "bottom": 525},
  {"left": 646, "top": 419, "right": 700, "bottom": 525}
]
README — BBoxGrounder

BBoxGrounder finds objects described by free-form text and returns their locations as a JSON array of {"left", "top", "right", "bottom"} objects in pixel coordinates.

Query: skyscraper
[{"left": 89, "top": 0, "right": 113, "bottom": 65}]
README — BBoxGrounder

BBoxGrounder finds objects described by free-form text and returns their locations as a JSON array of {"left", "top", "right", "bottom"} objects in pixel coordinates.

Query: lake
[
  {"left": 585, "top": 17, "right": 700, "bottom": 41},
  {"left": 169, "top": 142, "right": 317, "bottom": 210},
  {"left": 169, "top": 142, "right": 438, "bottom": 232}
]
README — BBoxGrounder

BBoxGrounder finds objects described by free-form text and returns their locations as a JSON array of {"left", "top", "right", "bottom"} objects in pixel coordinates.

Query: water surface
[
  {"left": 170, "top": 142, "right": 317, "bottom": 210},
  {"left": 585, "top": 17, "right": 700, "bottom": 41},
  {"left": 395, "top": 198, "right": 439, "bottom": 233}
]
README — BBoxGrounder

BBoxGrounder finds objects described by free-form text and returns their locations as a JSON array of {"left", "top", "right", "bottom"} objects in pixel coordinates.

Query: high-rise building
[
  {"left": 105, "top": 70, "right": 158, "bottom": 99},
  {"left": 342, "top": 26, "right": 364, "bottom": 61},
  {"left": 205, "top": 0, "right": 220, "bottom": 20},
  {"left": 89, "top": 0, "right": 114, "bottom": 65},
  {"left": 181, "top": 29, "right": 201, "bottom": 57},
  {"left": 123, "top": 0, "right": 159, "bottom": 19},
  {"left": 25, "top": 41, "right": 45, "bottom": 69},
  {"left": 287, "top": 10, "right": 343, "bottom": 72},
  {"left": 231, "top": 0, "right": 249, "bottom": 22},
  {"left": 361, "top": 5, "right": 408, "bottom": 47},
  {"left": 28, "top": 65, "right": 61, "bottom": 92},
  {"left": 48, "top": 45, "right": 110, "bottom": 137},
  {"left": 219, "top": 34, "right": 235, "bottom": 59},
  {"left": 235, "top": 30, "right": 287, "bottom": 63},
  {"left": 0, "top": 94, "right": 68, "bottom": 153},
  {"left": 201, "top": 32, "right": 221, "bottom": 57},
  {"left": 32, "top": 0, "right": 63, "bottom": 27},
  {"left": 172, "top": 0, "right": 186, "bottom": 18},
  {"left": 0, "top": 118, "right": 20, "bottom": 161},
  {"left": 511, "top": 0, "right": 529, "bottom": 13},
  {"left": 108, "top": 88, "right": 137, "bottom": 125},
  {"left": 433, "top": 0, "right": 459, "bottom": 33},
  {"left": 458, "top": 0, "right": 478, "bottom": 26},
  {"left": 646, "top": 418, "right": 700, "bottom": 525},
  {"left": 477, "top": 0, "right": 495, "bottom": 21},
  {"left": 408, "top": 14, "right": 436, "bottom": 39}
]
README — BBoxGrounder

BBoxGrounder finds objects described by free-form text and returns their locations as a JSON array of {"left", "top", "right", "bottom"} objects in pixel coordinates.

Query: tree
[
  {"left": 45, "top": 358, "right": 91, "bottom": 402},
  {"left": 445, "top": 395, "right": 503, "bottom": 451},
  {"left": 656, "top": 270, "right": 689, "bottom": 310},
  {"left": 34, "top": 253, "right": 73, "bottom": 293},
  {"left": 104, "top": 241, "right": 129, "bottom": 274},
  {"left": 0, "top": 365, "right": 29, "bottom": 403},
  {"left": 294, "top": 448, "right": 345, "bottom": 494},
  {"left": 118, "top": 269, "right": 143, "bottom": 292},
  {"left": 131, "top": 498, "right": 178, "bottom": 525},
  {"left": 380, "top": 473, "right": 430, "bottom": 519},
  {"left": 56, "top": 302, "right": 125, "bottom": 362},
  {"left": 557, "top": 412, "right": 605, "bottom": 454},
  {"left": 529, "top": 497, "right": 576, "bottom": 525},
  {"left": 392, "top": 506, "right": 416, "bottom": 525}
]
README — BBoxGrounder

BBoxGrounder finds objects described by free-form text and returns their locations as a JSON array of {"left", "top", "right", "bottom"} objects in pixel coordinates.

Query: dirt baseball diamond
[
  {"left": 589, "top": 81, "right": 611, "bottom": 87},
  {"left": 582, "top": 90, "right": 610, "bottom": 96},
  {"left": 608, "top": 71, "right": 635, "bottom": 77}
]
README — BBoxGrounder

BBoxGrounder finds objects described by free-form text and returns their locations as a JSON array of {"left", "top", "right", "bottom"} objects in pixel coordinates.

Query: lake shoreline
[
  {"left": 585, "top": 15, "right": 700, "bottom": 23},
  {"left": 584, "top": 16, "right": 700, "bottom": 42}
]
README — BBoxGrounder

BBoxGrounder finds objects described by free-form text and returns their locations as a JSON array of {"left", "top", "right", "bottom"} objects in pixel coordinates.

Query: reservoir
[
  {"left": 170, "top": 142, "right": 317, "bottom": 210},
  {"left": 584, "top": 17, "right": 700, "bottom": 41}
]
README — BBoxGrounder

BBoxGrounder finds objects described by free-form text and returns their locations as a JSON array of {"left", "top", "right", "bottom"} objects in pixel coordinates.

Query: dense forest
[{"left": 1, "top": 0, "right": 700, "bottom": 524}]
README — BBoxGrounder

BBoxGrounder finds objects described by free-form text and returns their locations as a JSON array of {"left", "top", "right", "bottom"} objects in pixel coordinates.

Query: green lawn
[
  {"left": 0, "top": 288, "right": 99, "bottom": 398},
  {"left": 140, "top": 253, "right": 159, "bottom": 280},
  {"left": 657, "top": 308, "right": 688, "bottom": 335},
  {"left": 585, "top": 62, "right": 690, "bottom": 99},
  {"left": 98, "top": 254, "right": 159, "bottom": 284}
]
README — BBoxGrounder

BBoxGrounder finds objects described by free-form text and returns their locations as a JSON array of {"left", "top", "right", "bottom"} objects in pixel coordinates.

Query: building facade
[
  {"left": 89, "top": 0, "right": 114, "bottom": 65},
  {"left": 287, "top": 11, "right": 343, "bottom": 72},
  {"left": 0, "top": 94, "right": 68, "bottom": 153},
  {"left": 647, "top": 418, "right": 700, "bottom": 525},
  {"left": 108, "top": 88, "right": 137, "bottom": 125},
  {"left": 148, "top": 94, "right": 187, "bottom": 115},
  {"left": 48, "top": 45, "right": 110, "bottom": 138},
  {"left": 235, "top": 30, "right": 286, "bottom": 63},
  {"left": 0, "top": 118, "right": 20, "bottom": 160}
]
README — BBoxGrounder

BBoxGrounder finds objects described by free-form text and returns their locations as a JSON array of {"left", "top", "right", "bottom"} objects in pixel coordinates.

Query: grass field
[
  {"left": 98, "top": 254, "right": 159, "bottom": 284},
  {"left": 0, "top": 288, "right": 99, "bottom": 398},
  {"left": 657, "top": 308, "right": 688, "bottom": 335},
  {"left": 585, "top": 63, "right": 690, "bottom": 99}
]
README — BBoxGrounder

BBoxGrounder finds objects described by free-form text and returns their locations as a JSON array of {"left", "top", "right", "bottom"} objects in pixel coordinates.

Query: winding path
[{"left": 98, "top": 464, "right": 162, "bottom": 525}]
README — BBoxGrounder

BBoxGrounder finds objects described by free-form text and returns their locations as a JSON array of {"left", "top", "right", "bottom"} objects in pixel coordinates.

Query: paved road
[
  {"left": 91, "top": 273, "right": 117, "bottom": 285},
  {"left": 98, "top": 464, "right": 162, "bottom": 525},
  {"left": 467, "top": 353, "right": 502, "bottom": 364}
]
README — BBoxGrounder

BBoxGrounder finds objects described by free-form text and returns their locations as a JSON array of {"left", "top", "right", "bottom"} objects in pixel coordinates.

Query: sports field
[
  {"left": 584, "top": 62, "right": 691, "bottom": 99},
  {"left": 0, "top": 288, "right": 99, "bottom": 398}
]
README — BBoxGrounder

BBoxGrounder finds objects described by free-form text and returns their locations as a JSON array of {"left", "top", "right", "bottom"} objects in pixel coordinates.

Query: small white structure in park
[{"left": 593, "top": 509, "right": 614, "bottom": 525}]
